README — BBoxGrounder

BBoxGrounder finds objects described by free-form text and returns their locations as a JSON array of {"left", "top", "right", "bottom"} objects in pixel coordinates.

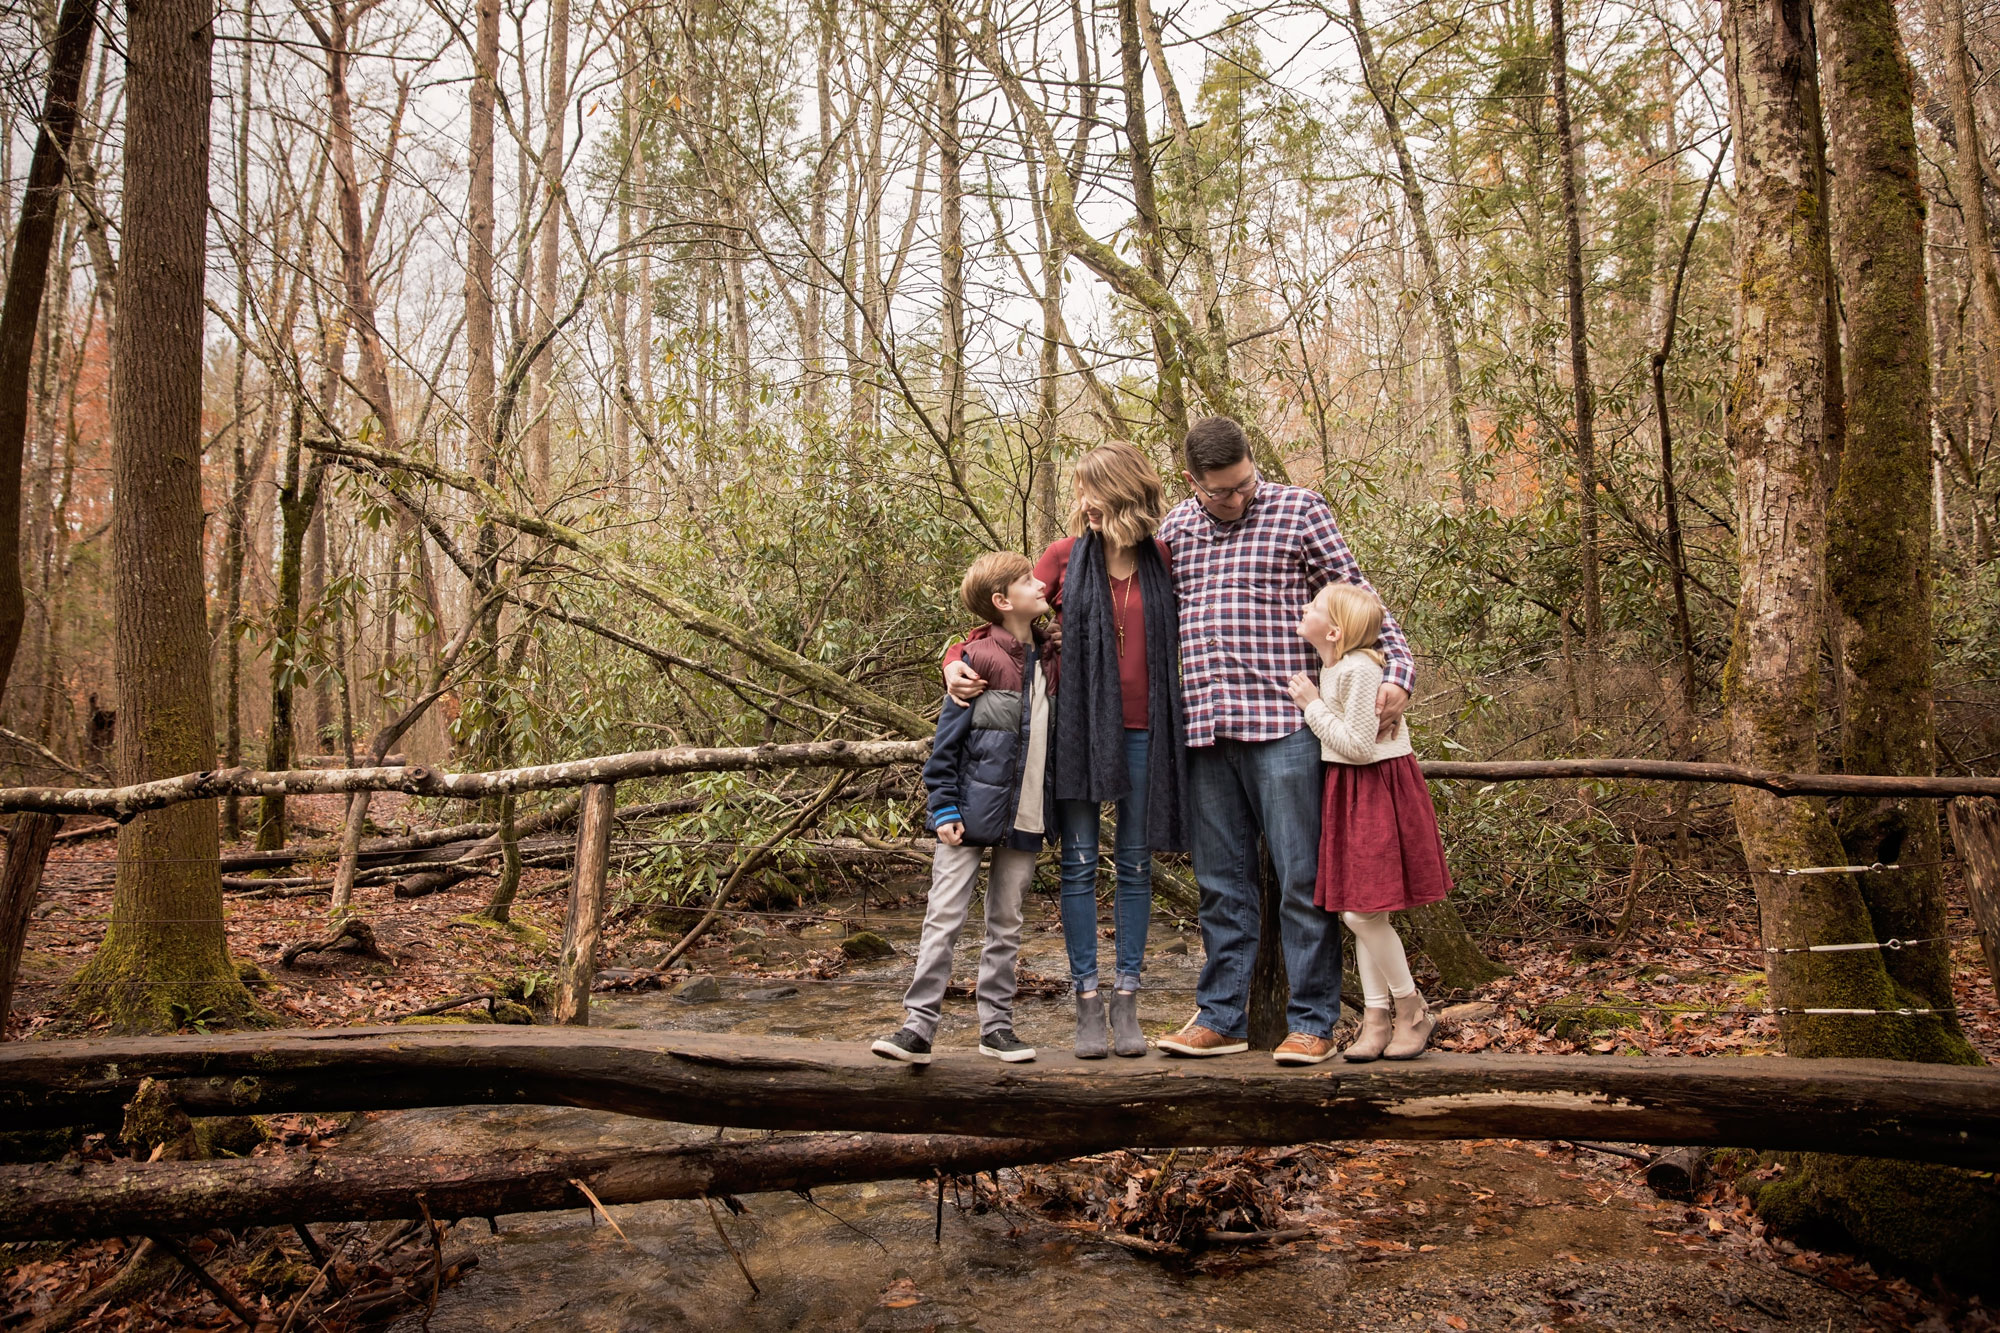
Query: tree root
[{"left": 281, "top": 916, "right": 389, "bottom": 968}]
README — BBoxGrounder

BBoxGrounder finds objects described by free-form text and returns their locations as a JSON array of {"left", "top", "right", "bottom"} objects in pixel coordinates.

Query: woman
[{"left": 951, "top": 442, "right": 1188, "bottom": 1057}]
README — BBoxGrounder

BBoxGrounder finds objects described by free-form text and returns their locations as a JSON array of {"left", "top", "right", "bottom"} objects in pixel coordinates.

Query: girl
[{"left": 1285, "top": 582, "right": 1453, "bottom": 1061}]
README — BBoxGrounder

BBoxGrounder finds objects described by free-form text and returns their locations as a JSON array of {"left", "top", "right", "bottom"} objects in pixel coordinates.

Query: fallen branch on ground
[{"left": 0, "top": 1132, "right": 1080, "bottom": 1240}]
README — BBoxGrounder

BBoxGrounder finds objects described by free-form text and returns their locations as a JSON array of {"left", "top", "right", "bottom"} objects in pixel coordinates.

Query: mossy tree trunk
[
  {"left": 1821, "top": 0, "right": 1972, "bottom": 1061},
  {"left": 1752, "top": 0, "right": 1995, "bottom": 1283},
  {"left": 1247, "top": 841, "right": 1288, "bottom": 1050},
  {"left": 1720, "top": 0, "right": 1891, "bottom": 1060},
  {"left": 70, "top": 0, "right": 253, "bottom": 1032}
]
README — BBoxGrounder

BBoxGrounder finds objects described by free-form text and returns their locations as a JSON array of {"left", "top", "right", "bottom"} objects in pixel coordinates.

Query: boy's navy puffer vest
[{"left": 924, "top": 629, "right": 1050, "bottom": 849}]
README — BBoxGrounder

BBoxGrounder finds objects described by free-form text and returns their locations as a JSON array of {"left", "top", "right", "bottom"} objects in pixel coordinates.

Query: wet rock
[
  {"left": 729, "top": 940, "right": 768, "bottom": 961},
  {"left": 862, "top": 1305, "right": 976, "bottom": 1330},
  {"left": 1160, "top": 937, "right": 1189, "bottom": 956},
  {"left": 673, "top": 974, "right": 723, "bottom": 1003},
  {"left": 841, "top": 930, "right": 895, "bottom": 960},
  {"left": 742, "top": 985, "right": 799, "bottom": 1001}
]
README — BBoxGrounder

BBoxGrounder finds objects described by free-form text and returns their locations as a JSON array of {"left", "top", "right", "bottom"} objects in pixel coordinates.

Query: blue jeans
[
  {"left": 1055, "top": 728, "right": 1153, "bottom": 994},
  {"left": 1188, "top": 727, "right": 1343, "bottom": 1039}
]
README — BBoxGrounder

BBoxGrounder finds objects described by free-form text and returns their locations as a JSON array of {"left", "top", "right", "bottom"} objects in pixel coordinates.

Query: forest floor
[{"left": 3, "top": 791, "right": 1998, "bottom": 1330}]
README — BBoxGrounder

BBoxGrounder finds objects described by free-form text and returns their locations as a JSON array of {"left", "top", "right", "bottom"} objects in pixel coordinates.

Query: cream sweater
[{"left": 1302, "top": 652, "right": 1413, "bottom": 766}]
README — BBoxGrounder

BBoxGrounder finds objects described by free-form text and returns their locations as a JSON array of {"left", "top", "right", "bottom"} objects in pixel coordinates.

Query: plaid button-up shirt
[{"left": 1158, "top": 482, "right": 1415, "bottom": 747}]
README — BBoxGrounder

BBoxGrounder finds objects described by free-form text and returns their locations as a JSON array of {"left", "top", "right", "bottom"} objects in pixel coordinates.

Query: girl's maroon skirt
[{"left": 1316, "top": 753, "right": 1454, "bottom": 913}]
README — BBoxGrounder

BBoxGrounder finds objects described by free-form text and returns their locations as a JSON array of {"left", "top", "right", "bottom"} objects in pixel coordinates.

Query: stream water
[{"left": 351, "top": 895, "right": 1860, "bottom": 1332}]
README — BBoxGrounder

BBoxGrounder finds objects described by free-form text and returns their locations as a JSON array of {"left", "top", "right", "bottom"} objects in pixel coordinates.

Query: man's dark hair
[{"left": 1183, "top": 416, "right": 1251, "bottom": 477}]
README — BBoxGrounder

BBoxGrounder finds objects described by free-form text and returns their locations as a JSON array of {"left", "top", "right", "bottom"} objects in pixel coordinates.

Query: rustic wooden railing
[
  {"left": 15, "top": 743, "right": 2000, "bottom": 1030},
  {"left": 5, "top": 750, "right": 2000, "bottom": 822}
]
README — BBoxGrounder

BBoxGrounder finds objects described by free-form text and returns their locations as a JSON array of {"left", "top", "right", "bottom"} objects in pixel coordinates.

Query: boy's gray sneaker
[
  {"left": 1108, "top": 989, "right": 1147, "bottom": 1057},
  {"left": 872, "top": 1027, "right": 933, "bottom": 1064},
  {"left": 1073, "top": 991, "right": 1109, "bottom": 1059},
  {"left": 978, "top": 1028, "right": 1037, "bottom": 1062}
]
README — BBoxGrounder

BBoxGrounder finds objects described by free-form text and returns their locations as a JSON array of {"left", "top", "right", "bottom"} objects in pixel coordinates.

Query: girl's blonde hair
[
  {"left": 1312, "top": 582, "right": 1387, "bottom": 667},
  {"left": 1068, "top": 441, "right": 1166, "bottom": 550}
]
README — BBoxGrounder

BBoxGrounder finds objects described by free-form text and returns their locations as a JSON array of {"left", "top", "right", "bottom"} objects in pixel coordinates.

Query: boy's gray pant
[{"left": 901, "top": 842, "right": 1036, "bottom": 1040}]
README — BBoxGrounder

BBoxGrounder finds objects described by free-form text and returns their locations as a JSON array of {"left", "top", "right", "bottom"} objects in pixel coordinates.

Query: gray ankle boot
[
  {"left": 1382, "top": 992, "right": 1435, "bottom": 1061},
  {"left": 1343, "top": 1007, "right": 1393, "bottom": 1062},
  {"left": 1108, "top": 989, "right": 1146, "bottom": 1057},
  {"left": 1074, "top": 991, "right": 1109, "bottom": 1059}
]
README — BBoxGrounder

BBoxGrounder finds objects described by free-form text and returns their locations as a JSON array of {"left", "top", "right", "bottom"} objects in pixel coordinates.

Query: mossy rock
[
  {"left": 396, "top": 1011, "right": 496, "bottom": 1025},
  {"left": 491, "top": 1000, "right": 535, "bottom": 1025},
  {"left": 195, "top": 1115, "right": 268, "bottom": 1157},
  {"left": 121, "top": 1078, "right": 198, "bottom": 1158},
  {"left": 840, "top": 931, "right": 895, "bottom": 960},
  {"left": 236, "top": 960, "right": 273, "bottom": 988},
  {"left": 1544, "top": 1003, "right": 1644, "bottom": 1042},
  {"left": 450, "top": 913, "right": 550, "bottom": 949},
  {"left": 1745, "top": 1153, "right": 2000, "bottom": 1291}
]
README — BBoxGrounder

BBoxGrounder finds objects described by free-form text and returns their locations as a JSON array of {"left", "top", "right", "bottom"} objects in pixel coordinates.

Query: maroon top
[{"left": 945, "top": 536, "right": 1169, "bottom": 733}]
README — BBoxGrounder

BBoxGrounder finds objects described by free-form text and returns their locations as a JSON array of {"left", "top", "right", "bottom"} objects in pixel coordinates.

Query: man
[
  {"left": 1134, "top": 417, "right": 1413, "bottom": 1062},
  {"left": 946, "top": 416, "right": 1413, "bottom": 1062}
]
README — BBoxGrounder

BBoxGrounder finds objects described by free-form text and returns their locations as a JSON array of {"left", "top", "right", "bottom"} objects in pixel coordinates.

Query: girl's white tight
[{"left": 1341, "top": 910, "right": 1415, "bottom": 1009}]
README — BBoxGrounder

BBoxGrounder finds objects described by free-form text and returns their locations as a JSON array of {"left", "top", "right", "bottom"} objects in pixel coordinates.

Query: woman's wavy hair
[{"left": 1067, "top": 441, "right": 1166, "bottom": 550}]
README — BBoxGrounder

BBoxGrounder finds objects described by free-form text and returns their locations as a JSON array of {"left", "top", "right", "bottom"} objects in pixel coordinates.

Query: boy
[{"left": 872, "top": 552, "right": 1053, "bottom": 1064}]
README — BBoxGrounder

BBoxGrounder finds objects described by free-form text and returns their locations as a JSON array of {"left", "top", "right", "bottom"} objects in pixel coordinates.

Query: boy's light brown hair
[{"left": 962, "top": 551, "right": 1034, "bottom": 625}]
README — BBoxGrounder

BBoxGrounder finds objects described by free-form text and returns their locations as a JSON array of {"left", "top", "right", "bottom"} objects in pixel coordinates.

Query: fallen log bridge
[
  {"left": 0, "top": 1132, "right": 1084, "bottom": 1242},
  {"left": 5, "top": 1029, "right": 1996, "bottom": 1169}
]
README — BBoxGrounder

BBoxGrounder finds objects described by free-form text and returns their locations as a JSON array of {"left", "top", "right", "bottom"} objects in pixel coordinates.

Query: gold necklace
[{"left": 1115, "top": 572, "right": 1135, "bottom": 656}]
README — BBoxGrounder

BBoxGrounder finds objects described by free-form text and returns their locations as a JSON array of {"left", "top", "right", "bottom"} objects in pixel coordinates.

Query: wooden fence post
[
  {"left": 1945, "top": 797, "right": 2000, "bottom": 1002},
  {"left": 555, "top": 783, "right": 616, "bottom": 1025}
]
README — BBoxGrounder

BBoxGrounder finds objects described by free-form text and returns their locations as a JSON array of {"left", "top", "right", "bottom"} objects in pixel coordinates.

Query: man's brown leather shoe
[
  {"left": 1272, "top": 1032, "right": 1337, "bottom": 1065},
  {"left": 1156, "top": 1024, "right": 1249, "bottom": 1057}
]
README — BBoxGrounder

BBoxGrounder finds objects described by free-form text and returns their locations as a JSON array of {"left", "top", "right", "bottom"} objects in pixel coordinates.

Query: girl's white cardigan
[{"left": 1301, "top": 652, "right": 1413, "bottom": 766}]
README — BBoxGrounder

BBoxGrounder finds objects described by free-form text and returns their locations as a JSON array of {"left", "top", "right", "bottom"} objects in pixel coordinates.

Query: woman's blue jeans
[{"left": 1055, "top": 728, "right": 1153, "bottom": 994}]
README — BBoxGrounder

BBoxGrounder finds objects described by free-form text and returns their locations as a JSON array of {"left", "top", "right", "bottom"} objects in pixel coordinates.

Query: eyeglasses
[{"left": 1192, "top": 470, "right": 1260, "bottom": 503}]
